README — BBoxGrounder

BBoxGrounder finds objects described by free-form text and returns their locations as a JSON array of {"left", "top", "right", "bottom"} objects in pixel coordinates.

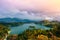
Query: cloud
[{"left": 0, "top": 0, "right": 60, "bottom": 20}]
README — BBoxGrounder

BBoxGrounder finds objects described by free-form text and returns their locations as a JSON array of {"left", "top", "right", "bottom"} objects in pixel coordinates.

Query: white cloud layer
[{"left": 0, "top": 0, "right": 60, "bottom": 20}]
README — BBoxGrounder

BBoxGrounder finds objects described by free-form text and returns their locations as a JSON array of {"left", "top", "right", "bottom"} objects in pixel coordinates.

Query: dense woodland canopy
[
  {"left": 0, "top": 25, "right": 10, "bottom": 40},
  {"left": 0, "top": 20, "right": 60, "bottom": 40}
]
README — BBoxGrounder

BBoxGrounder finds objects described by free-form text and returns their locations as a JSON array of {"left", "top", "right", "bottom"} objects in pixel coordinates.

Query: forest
[{"left": 0, "top": 20, "right": 60, "bottom": 40}]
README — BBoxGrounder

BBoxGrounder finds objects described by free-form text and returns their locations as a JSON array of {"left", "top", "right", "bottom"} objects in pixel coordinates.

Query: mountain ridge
[{"left": 0, "top": 18, "right": 36, "bottom": 23}]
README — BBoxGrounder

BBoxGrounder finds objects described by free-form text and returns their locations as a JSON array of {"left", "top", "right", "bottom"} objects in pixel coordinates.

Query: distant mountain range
[{"left": 0, "top": 18, "right": 36, "bottom": 23}]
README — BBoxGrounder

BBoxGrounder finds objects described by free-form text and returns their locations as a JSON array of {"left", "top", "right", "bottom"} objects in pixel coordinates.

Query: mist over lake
[{"left": 0, "top": 0, "right": 60, "bottom": 40}]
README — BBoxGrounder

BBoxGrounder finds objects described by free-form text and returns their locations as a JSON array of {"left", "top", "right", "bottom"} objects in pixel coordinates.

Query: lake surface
[{"left": 10, "top": 23, "right": 50, "bottom": 34}]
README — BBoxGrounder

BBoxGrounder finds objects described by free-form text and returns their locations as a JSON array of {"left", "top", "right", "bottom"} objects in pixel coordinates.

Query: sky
[{"left": 0, "top": 0, "right": 60, "bottom": 21}]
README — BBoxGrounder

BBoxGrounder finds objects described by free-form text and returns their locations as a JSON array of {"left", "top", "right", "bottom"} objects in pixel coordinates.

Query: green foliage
[
  {"left": 42, "top": 20, "right": 60, "bottom": 37},
  {"left": 0, "top": 20, "right": 60, "bottom": 40},
  {"left": 0, "top": 25, "right": 10, "bottom": 38},
  {"left": 0, "top": 22, "right": 24, "bottom": 27},
  {"left": 18, "top": 27, "right": 49, "bottom": 40}
]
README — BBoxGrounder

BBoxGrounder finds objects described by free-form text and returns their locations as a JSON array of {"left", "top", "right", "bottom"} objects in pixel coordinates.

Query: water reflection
[{"left": 10, "top": 23, "right": 50, "bottom": 34}]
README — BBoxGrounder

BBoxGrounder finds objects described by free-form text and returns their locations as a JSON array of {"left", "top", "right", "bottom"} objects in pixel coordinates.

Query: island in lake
[{"left": 0, "top": 18, "right": 60, "bottom": 40}]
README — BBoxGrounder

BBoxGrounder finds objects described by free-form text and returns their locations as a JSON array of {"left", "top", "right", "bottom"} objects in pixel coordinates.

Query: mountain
[{"left": 0, "top": 18, "right": 36, "bottom": 23}]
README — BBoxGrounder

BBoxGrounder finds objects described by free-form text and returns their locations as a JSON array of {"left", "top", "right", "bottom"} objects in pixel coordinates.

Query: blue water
[{"left": 10, "top": 23, "right": 50, "bottom": 34}]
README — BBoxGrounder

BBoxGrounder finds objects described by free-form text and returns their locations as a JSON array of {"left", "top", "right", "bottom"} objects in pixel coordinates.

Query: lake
[{"left": 10, "top": 23, "right": 50, "bottom": 34}]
